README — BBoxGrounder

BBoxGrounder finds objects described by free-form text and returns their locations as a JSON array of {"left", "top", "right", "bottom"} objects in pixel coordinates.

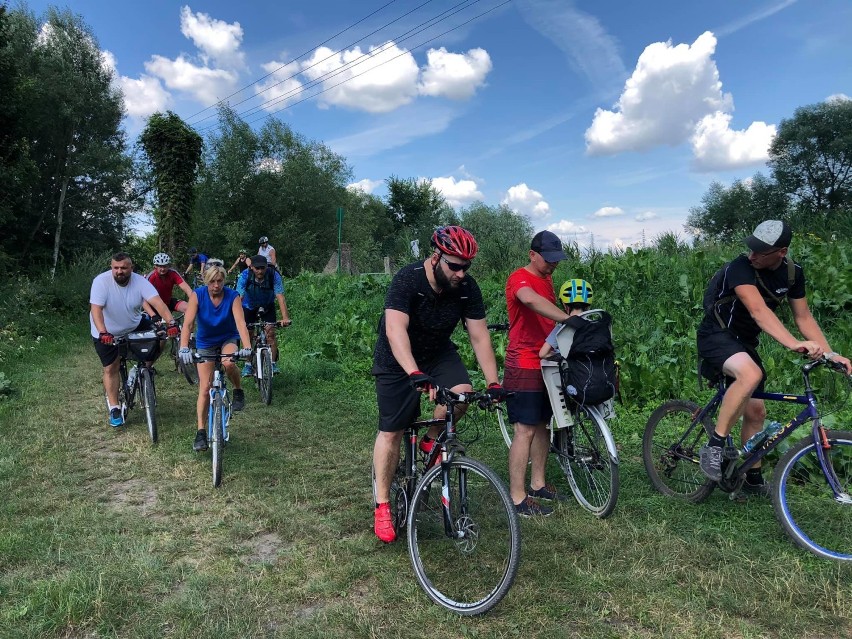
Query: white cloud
[
  {"left": 690, "top": 112, "right": 775, "bottom": 171},
  {"left": 585, "top": 31, "right": 776, "bottom": 171},
  {"left": 586, "top": 32, "right": 731, "bottom": 154},
  {"left": 827, "top": 93, "right": 851, "bottom": 103},
  {"left": 179, "top": 6, "right": 245, "bottom": 69},
  {"left": 254, "top": 59, "right": 304, "bottom": 111},
  {"left": 592, "top": 206, "right": 624, "bottom": 218},
  {"left": 501, "top": 183, "right": 551, "bottom": 219},
  {"left": 146, "top": 54, "right": 239, "bottom": 105},
  {"left": 300, "top": 42, "right": 420, "bottom": 113},
  {"left": 430, "top": 177, "right": 484, "bottom": 208},
  {"left": 547, "top": 219, "right": 588, "bottom": 238},
  {"left": 101, "top": 50, "right": 171, "bottom": 119},
  {"left": 635, "top": 211, "right": 658, "bottom": 222},
  {"left": 347, "top": 179, "right": 383, "bottom": 194},
  {"left": 418, "top": 48, "right": 492, "bottom": 100}
]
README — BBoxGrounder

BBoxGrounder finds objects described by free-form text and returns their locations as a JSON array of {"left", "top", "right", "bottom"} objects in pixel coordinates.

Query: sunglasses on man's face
[{"left": 440, "top": 255, "right": 471, "bottom": 272}]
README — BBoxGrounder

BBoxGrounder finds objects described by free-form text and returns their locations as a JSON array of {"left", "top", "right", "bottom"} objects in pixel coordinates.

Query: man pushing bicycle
[{"left": 697, "top": 220, "right": 850, "bottom": 493}]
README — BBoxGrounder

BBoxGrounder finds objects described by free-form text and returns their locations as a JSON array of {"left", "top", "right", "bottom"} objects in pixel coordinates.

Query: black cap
[
  {"left": 745, "top": 220, "right": 792, "bottom": 252},
  {"left": 531, "top": 230, "right": 567, "bottom": 262},
  {"left": 250, "top": 255, "right": 268, "bottom": 267}
]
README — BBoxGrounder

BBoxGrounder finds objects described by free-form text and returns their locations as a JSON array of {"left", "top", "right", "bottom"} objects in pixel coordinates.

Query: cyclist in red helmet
[{"left": 370, "top": 225, "right": 506, "bottom": 543}]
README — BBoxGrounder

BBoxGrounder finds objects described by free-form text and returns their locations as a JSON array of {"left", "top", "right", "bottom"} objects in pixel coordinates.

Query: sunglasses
[
  {"left": 253, "top": 265, "right": 267, "bottom": 270},
  {"left": 440, "top": 255, "right": 471, "bottom": 272}
]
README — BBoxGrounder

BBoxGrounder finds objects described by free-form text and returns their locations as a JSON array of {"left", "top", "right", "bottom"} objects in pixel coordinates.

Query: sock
[
  {"left": 109, "top": 405, "right": 119, "bottom": 411},
  {"left": 708, "top": 431, "right": 726, "bottom": 447},
  {"left": 746, "top": 468, "right": 764, "bottom": 484}
]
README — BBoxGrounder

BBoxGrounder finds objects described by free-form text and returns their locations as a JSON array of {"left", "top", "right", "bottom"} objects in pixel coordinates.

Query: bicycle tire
[
  {"left": 555, "top": 405, "right": 619, "bottom": 518},
  {"left": 211, "top": 397, "right": 224, "bottom": 488},
  {"left": 180, "top": 335, "right": 199, "bottom": 385},
  {"left": 408, "top": 456, "right": 520, "bottom": 616},
  {"left": 496, "top": 406, "right": 513, "bottom": 448},
  {"left": 642, "top": 400, "right": 716, "bottom": 502},
  {"left": 771, "top": 429, "right": 852, "bottom": 562},
  {"left": 259, "top": 348, "right": 273, "bottom": 405},
  {"left": 140, "top": 367, "right": 158, "bottom": 444}
]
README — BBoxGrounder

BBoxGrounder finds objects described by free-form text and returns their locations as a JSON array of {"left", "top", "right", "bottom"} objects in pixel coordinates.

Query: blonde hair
[{"left": 203, "top": 265, "right": 227, "bottom": 285}]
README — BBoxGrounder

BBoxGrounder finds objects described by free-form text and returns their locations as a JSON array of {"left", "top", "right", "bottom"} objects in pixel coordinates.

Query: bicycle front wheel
[
  {"left": 258, "top": 349, "right": 273, "bottom": 405},
  {"left": 556, "top": 405, "right": 619, "bottom": 518},
  {"left": 140, "top": 367, "right": 158, "bottom": 444},
  {"left": 211, "top": 398, "right": 225, "bottom": 488},
  {"left": 408, "top": 457, "right": 520, "bottom": 616},
  {"left": 642, "top": 400, "right": 716, "bottom": 502},
  {"left": 772, "top": 430, "right": 852, "bottom": 561}
]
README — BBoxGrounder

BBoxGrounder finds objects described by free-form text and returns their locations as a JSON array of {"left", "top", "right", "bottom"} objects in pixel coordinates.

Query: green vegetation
[{"left": 1, "top": 234, "right": 850, "bottom": 638}]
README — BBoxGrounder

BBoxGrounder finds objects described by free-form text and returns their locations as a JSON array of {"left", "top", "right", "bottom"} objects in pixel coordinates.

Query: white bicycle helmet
[
  {"left": 153, "top": 252, "right": 171, "bottom": 266},
  {"left": 259, "top": 236, "right": 269, "bottom": 244},
  {"left": 207, "top": 258, "right": 225, "bottom": 267}
]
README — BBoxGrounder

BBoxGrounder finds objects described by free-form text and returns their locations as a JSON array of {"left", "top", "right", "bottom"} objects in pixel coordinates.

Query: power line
[
  {"left": 199, "top": 0, "right": 510, "bottom": 132},
  {"left": 185, "top": 0, "right": 400, "bottom": 122},
  {"left": 191, "top": 0, "right": 442, "bottom": 128}
]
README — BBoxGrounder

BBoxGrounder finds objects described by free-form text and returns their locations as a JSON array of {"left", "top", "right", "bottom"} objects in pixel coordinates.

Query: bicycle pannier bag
[{"left": 127, "top": 330, "right": 161, "bottom": 361}]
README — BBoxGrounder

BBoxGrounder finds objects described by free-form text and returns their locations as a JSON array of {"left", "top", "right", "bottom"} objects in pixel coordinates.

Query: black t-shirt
[
  {"left": 698, "top": 253, "right": 806, "bottom": 343},
  {"left": 372, "top": 262, "right": 486, "bottom": 374}
]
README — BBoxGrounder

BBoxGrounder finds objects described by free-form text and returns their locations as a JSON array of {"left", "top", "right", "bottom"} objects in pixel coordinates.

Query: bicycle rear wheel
[
  {"left": 555, "top": 405, "right": 619, "bottom": 518},
  {"left": 642, "top": 400, "right": 716, "bottom": 502},
  {"left": 180, "top": 335, "right": 199, "bottom": 385},
  {"left": 211, "top": 397, "right": 224, "bottom": 487},
  {"left": 258, "top": 349, "right": 273, "bottom": 405},
  {"left": 140, "top": 367, "right": 158, "bottom": 444},
  {"left": 771, "top": 430, "right": 852, "bottom": 561},
  {"left": 408, "top": 457, "right": 520, "bottom": 616}
]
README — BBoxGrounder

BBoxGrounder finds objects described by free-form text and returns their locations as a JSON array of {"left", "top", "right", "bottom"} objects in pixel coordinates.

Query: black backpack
[{"left": 557, "top": 310, "right": 617, "bottom": 406}]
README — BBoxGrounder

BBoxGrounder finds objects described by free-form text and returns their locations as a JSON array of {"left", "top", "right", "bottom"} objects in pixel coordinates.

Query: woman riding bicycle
[{"left": 179, "top": 264, "right": 252, "bottom": 453}]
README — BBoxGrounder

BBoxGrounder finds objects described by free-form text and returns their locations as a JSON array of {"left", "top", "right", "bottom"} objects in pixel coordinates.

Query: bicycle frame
[
  {"left": 686, "top": 360, "right": 846, "bottom": 498},
  {"left": 207, "top": 366, "right": 230, "bottom": 442}
]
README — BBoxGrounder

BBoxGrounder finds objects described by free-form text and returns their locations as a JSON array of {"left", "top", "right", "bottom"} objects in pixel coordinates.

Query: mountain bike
[
  {"left": 112, "top": 329, "right": 163, "bottom": 443},
  {"left": 642, "top": 356, "right": 852, "bottom": 561},
  {"left": 372, "top": 386, "right": 521, "bottom": 616},
  {"left": 167, "top": 312, "right": 198, "bottom": 385},
  {"left": 488, "top": 323, "right": 620, "bottom": 518},
  {"left": 246, "top": 308, "right": 286, "bottom": 405},
  {"left": 194, "top": 352, "right": 241, "bottom": 488}
]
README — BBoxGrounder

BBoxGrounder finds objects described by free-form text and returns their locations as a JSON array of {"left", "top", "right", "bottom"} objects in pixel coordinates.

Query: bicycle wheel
[
  {"left": 771, "top": 430, "right": 852, "bottom": 561},
  {"left": 180, "top": 336, "right": 199, "bottom": 385},
  {"left": 408, "top": 456, "right": 520, "bottom": 616},
  {"left": 555, "top": 405, "right": 619, "bottom": 518},
  {"left": 496, "top": 406, "right": 513, "bottom": 448},
  {"left": 211, "top": 397, "right": 225, "bottom": 488},
  {"left": 642, "top": 400, "right": 716, "bottom": 502},
  {"left": 258, "top": 348, "right": 273, "bottom": 405},
  {"left": 140, "top": 367, "right": 158, "bottom": 444}
]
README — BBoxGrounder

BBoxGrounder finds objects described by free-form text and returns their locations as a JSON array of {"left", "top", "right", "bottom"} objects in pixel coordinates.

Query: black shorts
[
  {"left": 504, "top": 366, "right": 552, "bottom": 426},
  {"left": 374, "top": 349, "right": 471, "bottom": 433},
  {"left": 697, "top": 328, "right": 766, "bottom": 392},
  {"left": 244, "top": 306, "right": 276, "bottom": 325},
  {"left": 197, "top": 339, "right": 238, "bottom": 358},
  {"left": 92, "top": 317, "right": 155, "bottom": 367}
]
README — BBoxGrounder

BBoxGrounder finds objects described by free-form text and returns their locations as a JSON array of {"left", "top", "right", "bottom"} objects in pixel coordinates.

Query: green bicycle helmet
[{"left": 559, "top": 279, "right": 593, "bottom": 305}]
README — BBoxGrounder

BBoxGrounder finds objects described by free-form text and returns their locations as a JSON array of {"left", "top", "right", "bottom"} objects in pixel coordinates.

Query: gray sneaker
[
  {"left": 231, "top": 388, "right": 245, "bottom": 412},
  {"left": 515, "top": 497, "right": 553, "bottom": 517},
  {"left": 699, "top": 444, "right": 723, "bottom": 482},
  {"left": 741, "top": 479, "right": 771, "bottom": 497},
  {"left": 193, "top": 429, "right": 208, "bottom": 452}
]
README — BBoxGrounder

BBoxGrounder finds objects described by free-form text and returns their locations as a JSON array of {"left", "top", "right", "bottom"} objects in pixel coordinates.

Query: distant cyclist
[
  {"left": 236, "top": 254, "right": 292, "bottom": 376},
  {"left": 228, "top": 249, "right": 251, "bottom": 275},
  {"left": 147, "top": 253, "right": 193, "bottom": 314},
  {"left": 257, "top": 236, "right": 277, "bottom": 268},
  {"left": 184, "top": 247, "right": 208, "bottom": 279}
]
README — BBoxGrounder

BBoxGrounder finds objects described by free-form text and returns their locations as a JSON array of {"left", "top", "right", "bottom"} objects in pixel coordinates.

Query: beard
[
  {"left": 113, "top": 272, "right": 131, "bottom": 286},
  {"left": 433, "top": 260, "right": 460, "bottom": 290}
]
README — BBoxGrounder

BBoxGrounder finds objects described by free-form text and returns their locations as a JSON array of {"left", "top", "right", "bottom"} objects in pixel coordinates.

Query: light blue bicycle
[{"left": 194, "top": 352, "right": 241, "bottom": 487}]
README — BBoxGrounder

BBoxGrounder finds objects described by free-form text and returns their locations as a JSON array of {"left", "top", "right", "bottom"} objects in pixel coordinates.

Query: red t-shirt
[
  {"left": 147, "top": 269, "right": 185, "bottom": 304},
  {"left": 505, "top": 267, "right": 557, "bottom": 369}
]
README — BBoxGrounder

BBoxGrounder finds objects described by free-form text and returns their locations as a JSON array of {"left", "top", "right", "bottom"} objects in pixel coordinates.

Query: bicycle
[
  {"left": 488, "top": 323, "right": 620, "bottom": 518},
  {"left": 167, "top": 312, "right": 199, "bottom": 385},
  {"left": 193, "top": 352, "right": 242, "bottom": 488},
  {"left": 246, "top": 307, "right": 286, "bottom": 405},
  {"left": 372, "top": 386, "right": 521, "bottom": 616},
  {"left": 642, "top": 355, "right": 852, "bottom": 561},
  {"left": 112, "top": 328, "right": 163, "bottom": 444}
]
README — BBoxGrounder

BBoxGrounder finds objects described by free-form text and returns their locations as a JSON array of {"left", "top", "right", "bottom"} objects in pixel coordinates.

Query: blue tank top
[{"left": 195, "top": 286, "right": 239, "bottom": 349}]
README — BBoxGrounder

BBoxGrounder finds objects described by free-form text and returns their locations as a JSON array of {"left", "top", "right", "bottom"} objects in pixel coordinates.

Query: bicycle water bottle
[
  {"left": 126, "top": 365, "right": 138, "bottom": 392},
  {"left": 742, "top": 420, "right": 783, "bottom": 453}
]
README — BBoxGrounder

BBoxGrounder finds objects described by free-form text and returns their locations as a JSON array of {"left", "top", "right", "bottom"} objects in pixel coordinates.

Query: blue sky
[{"left": 31, "top": 0, "right": 852, "bottom": 248}]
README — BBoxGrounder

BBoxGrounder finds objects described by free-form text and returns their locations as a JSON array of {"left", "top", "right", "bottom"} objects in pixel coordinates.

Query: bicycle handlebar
[
  {"left": 192, "top": 352, "right": 244, "bottom": 362},
  {"left": 433, "top": 386, "right": 514, "bottom": 410},
  {"left": 487, "top": 323, "right": 509, "bottom": 332}
]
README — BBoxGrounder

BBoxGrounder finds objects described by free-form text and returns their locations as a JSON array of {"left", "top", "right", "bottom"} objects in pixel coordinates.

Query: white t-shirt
[
  {"left": 89, "top": 271, "right": 159, "bottom": 338},
  {"left": 258, "top": 244, "right": 276, "bottom": 264}
]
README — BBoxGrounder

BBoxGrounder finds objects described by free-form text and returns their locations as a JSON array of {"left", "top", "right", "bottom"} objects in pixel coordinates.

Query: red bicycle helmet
[{"left": 430, "top": 225, "right": 478, "bottom": 260}]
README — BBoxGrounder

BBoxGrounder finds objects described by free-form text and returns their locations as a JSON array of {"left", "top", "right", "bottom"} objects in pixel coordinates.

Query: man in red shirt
[
  {"left": 147, "top": 253, "right": 193, "bottom": 314},
  {"left": 505, "top": 231, "right": 571, "bottom": 516}
]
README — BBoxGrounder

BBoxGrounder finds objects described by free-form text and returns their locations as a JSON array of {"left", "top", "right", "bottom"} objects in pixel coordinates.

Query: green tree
[
  {"left": 139, "top": 111, "right": 203, "bottom": 257},
  {"left": 384, "top": 176, "right": 456, "bottom": 263},
  {"left": 769, "top": 99, "right": 852, "bottom": 215},
  {"left": 458, "top": 202, "right": 533, "bottom": 274}
]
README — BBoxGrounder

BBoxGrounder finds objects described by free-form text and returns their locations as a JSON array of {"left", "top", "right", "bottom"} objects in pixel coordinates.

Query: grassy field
[{"left": 1, "top": 320, "right": 850, "bottom": 639}]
